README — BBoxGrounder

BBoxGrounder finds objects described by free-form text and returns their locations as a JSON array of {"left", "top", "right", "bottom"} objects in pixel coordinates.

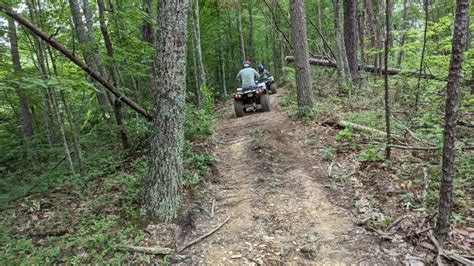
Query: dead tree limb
[
  {"left": 285, "top": 56, "right": 473, "bottom": 84},
  {"left": 178, "top": 216, "right": 230, "bottom": 253},
  {"left": 0, "top": 3, "right": 152, "bottom": 120}
]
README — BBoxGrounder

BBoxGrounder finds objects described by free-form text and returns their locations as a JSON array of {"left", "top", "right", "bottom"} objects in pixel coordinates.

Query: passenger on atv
[{"left": 257, "top": 64, "right": 277, "bottom": 94}]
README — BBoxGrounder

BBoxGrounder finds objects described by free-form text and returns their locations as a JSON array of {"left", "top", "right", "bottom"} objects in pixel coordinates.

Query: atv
[
  {"left": 233, "top": 81, "right": 270, "bottom": 117},
  {"left": 259, "top": 75, "right": 277, "bottom": 94}
]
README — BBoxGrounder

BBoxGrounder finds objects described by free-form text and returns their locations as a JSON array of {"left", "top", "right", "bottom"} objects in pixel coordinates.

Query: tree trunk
[
  {"left": 27, "top": 0, "right": 54, "bottom": 145},
  {"left": 237, "top": 7, "right": 246, "bottom": 61},
  {"left": 97, "top": 0, "right": 130, "bottom": 149},
  {"left": 333, "top": 0, "right": 350, "bottom": 91},
  {"left": 51, "top": 90, "right": 75, "bottom": 174},
  {"left": 396, "top": 0, "right": 408, "bottom": 68},
  {"left": 436, "top": 0, "right": 470, "bottom": 245},
  {"left": 248, "top": 3, "right": 255, "bottom": 61},
  {"left": 343, "top": 0, "right": 359, "bottom": 83},
  {"left": 384, "top": 0, "right": 392, "bottom": 160},
  {"left": 68, "top": 0, "right": 110, "bottom": 113},
  {"left": 289, "top": 0, "right": 315, "bottom": 109},
  {"left": 141, "top": 0, "right": 158, "bottom": 100},
  {"left": 357, "top": 1, "right": 366, "bottom": 67},
  {"left": 8, "top": 18, "right": 34, "bottom": 140},
  {"left": 192, "top": 0, "right": 207, "bottom": 87},
  {"left": 60, "top": 90, "right": 84, "bottom": 170},
  {"left": 415, "top": 0, "right": 430, "bottom": 111},
  {"left": 142, "top": 0, "right": 189, "bottom": 222}
]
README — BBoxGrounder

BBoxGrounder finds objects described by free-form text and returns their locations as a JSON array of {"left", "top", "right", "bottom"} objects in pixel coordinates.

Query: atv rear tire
[
  {"left": 260, "top": 94, "right": 270, "bottom": 112},
  {"left": 270, "top": 83, "right": 277, "bottom": 94},
  {"left": 234, "top": 101, "right": 245, "bottom": 117}
]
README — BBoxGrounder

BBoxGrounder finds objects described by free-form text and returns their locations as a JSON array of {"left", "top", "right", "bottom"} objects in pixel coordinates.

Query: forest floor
[{"left": 170, "top": 89, "right": 430, "bottom": 264}]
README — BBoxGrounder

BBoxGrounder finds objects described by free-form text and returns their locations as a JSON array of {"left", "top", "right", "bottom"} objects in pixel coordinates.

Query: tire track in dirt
[{"left": 181, "top": 92, "right": 394, "bottom": 264}]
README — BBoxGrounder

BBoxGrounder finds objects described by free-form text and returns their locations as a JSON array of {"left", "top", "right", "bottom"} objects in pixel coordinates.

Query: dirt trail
[{"left": 182, "top": 92, "right": 396, "bottom": 264}]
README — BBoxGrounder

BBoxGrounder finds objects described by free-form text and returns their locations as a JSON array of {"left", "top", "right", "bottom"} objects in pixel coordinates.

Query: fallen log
[
  {"left": 116, "top": 245, "right": 174, "bottom": 255},
  {"left": 322, "top": 117, "right": 388, "bottom": 136},
  {"left": 0, "top": 4, "right": 152, "bottom": 120},
  {"left": 285, "top": 56, "right": 473, "bottom": 84}
]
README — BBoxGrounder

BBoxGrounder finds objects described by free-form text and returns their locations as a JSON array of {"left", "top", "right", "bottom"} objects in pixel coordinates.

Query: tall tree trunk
[
  {"left": 436, "top": 0, "right": 470, "bottom": 245},
  {"left": 357, "top": 1, "right": 366, "bottom": 67},
  {"left": 415, "top": 0, "right": 430, "bottom": 111},
  {"left": 333, "top": 0, "right": 350, "bottom": 91},
  {"left": 189, "top": 25, "right": 202, "bottom": 106},
  {"left": 60, "top": 90, "right": 84, "bottom": 170},
  {"left": 142, "top": 0, "right": 189, "bottom": 222},
  {"left": 248, "top": 3, "right": 255, "bottom": 61},
  {"left": 192, "top": 0, "right": 206, "bottom": 87},
  {"left": 396, "top": 0, "right": 408, "bottom": 68},
  {"left": 290, "top": 0, "right": 315, "bottom": 110},
  {"left": 8, "top": 18, "right": 34, "bottom": 140},
  {"left": 237, "top": 7, "right": 246, "bottom": 61},
  {"left": 51, "top": 90, "right": 75, "bottom": 174},
  {"left": 140, "top": 0, "right": 157, "bottom": 99},
  {"left": 384, "top": 0, "right": 392, "bottom": 160},
  {"left": 31, "top": 0, "right": 74, "bottom": 172},
  {"left": 27, "top": 0, "right": 54, "bottom": 145},
  {"left": 68, "top": 0, "right": 110, "bottom": 113},
  {"left": 343, "top": 0, "right": 359, "bottom": 83},
  {"left": 97, "top": 0, "right": 130, "bottom": 149}
]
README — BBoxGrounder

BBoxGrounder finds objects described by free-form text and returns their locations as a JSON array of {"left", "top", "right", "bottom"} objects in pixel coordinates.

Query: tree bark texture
[
  {"left": 436, "top": 0, "right": 470, "bottom": 245},
  {"left": 290, "top": 0, "right": 314, "bottom": 108},
  {"left": 343, "top": 0, "right": 359, "bottom": 83},
  {"left": 142, "top": 0, "right": 189, "bottom": 222},
  {"left": 8, "top": 18, "right": 34, "bottom": 140}
]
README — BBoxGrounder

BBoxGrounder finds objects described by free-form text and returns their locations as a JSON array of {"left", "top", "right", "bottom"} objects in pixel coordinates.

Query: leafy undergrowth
[
  {"left": 279, "top": 71, "right": 473, "bottom": 256},
  {"left": 0, "top": 105, "right": 216, "bottom": 263}
]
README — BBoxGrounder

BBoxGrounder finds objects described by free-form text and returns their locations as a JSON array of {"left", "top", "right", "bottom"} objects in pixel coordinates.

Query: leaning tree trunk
[
  {"left": 237, "top": 6, "right": 246, "bottom": 61},
  {"left": 8, "top": 17, "right": 34, "bottom": 140},
  {"left": 343, "top": 0, "right": 359, "bottom": 83},
  {"left": 290, "top": 0, "right": 315, "bottom": 110},
  {"left": 142, "top": 0, "right": 189, "bottom": 222},
  {"left": 384, "top": 0, "right": 392, "bottom": 160},
  {"left": 436, "top": 0, "right": 470, "bottom": 245}
]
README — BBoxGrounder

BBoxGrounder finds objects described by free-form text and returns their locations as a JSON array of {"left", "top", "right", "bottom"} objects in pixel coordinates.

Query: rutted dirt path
[{"left": 182, "top": 92, "right": 396, "bottom": 264}]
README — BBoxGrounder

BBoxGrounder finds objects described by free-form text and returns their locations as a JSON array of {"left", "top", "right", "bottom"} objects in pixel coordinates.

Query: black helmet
[{"left": 258, "top": 64, "right": 264, "bottom": 71}]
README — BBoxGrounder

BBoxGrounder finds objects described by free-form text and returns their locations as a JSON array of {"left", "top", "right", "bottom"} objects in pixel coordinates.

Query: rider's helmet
[
  {"left": 257, "top": 64, "right": 265, "bottom": 72},
  {"left": 243, "top": 60, "right": 251, "bottom": 68}
]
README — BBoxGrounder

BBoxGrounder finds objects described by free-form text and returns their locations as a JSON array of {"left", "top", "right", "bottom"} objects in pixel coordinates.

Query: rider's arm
[
  {"left": 236, "top": 70, "right": 241, "bottom": 81},
  {"left": 254, "top": 69, "right": 261, "bottom": 79}
]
